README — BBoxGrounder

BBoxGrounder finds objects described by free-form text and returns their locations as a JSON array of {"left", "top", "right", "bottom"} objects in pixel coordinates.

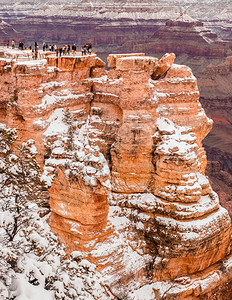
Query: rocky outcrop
[
  {"left": 1, "top": 1, "right": 232, "bottom": 212},
  {"left": 103, "top": 53, "right": 230, "bottom": 282},
  {"left": 0, "top": 48, "right": 231, "bottom": 298},
  {"left": 2, "top": 1, "right": 232, "bottom": 212}
]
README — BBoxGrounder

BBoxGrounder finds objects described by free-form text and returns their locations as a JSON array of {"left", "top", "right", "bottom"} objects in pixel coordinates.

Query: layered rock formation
[
  {"left": 1, "top": 1, "right": 231, "bottom": 207},
  {"left": 1, "top": 1, "right": 231, "bottom": 208},
  {"left": 0, "top": 18, "right": 17, "bottom": 43},
  {"left": 125, "top": 12, "right": 229, "bottom": 58},
  {"left": 0, "top": 48, "right": 231, "bottom": 298},
  {"left": 1, "top": 0, "right": 231, "bottom": 53},
  {"left": 198, "top": 56, "right": 232, "bottom": 217}
]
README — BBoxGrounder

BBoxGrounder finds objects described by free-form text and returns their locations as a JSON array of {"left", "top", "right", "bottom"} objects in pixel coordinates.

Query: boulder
[{"left": 152, "top": 52, "right": 176, "bottom": 79}]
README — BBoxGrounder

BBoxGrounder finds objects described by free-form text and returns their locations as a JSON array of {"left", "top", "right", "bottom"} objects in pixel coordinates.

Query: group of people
[
  {"left": 42, "top": 42, "right": 92, "bottom": 57},
  {"left": 42, "top": 43, "right": 92, "bottom": 57},
  {"left": 81, "top": 44, "right": 92, "bottom": 55},
  {"left": 6, "top": 40, "right": 38, "bottom": 51},
  {"left": 51, "top": 44, "right": 77, "bottom": 57},
  {"left": 6, "top": 40, "right": 93, "bottom": 58}
]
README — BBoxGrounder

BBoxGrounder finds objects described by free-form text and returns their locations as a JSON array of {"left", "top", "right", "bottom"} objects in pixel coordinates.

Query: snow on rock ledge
[{"left": 0, "top": 49, "right": 231, "bottom": 298}]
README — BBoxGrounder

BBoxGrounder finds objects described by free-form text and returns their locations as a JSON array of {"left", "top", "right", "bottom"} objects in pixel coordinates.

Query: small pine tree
[
  {"left": 0, "top": 124, "right": 48, "bottom": 296},
  {"left": 0, "top": 137, "right": 46, "bottom": 242},
  {"left": 66, "top": 125, "right": 75, "bottom": 151},
  {"left": 63, "top": 108, "right": 76, "bottom": 151},
  {"left": 63, "top": 107, "right": 73, "bottom": 125}
]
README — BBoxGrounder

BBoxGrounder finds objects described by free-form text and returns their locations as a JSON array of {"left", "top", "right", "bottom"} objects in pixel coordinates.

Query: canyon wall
[
  {"left": 1, "top": 1, "right": 231, "bottom": 211},
  {"left": 198, "top": 56, "right": 232, "bottom": 217},
  {"left": 0, "top": 48, "right": 232, "bottom": 298},
  {"left": 0, "top": 0, "right": 231, "bottom": 54}
]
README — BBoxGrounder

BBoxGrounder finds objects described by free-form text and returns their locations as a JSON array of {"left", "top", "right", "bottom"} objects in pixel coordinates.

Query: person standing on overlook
[
  {"left": 62, "top": 45, "right": 66, "bottom": 55},
  {"left": 59, "top": 47, "right": 62, "bottom": 57},
  {"left": 19, "top": 41, "right": 24, "bottom": 50},
  {"left": 72, "top": 44, "right": 76, "bottom": 55},
  {"left": 11, "top": 40, "right": 15, "bottom": 49},
  {"left": 82, "top": 45, "right": 87, "bottom": 55},
  {"left": 6, "top": 40, "right": 9, "bottom": 48},
  {"left": 87, "top": 43, "right": 92, "bottom": 54}
]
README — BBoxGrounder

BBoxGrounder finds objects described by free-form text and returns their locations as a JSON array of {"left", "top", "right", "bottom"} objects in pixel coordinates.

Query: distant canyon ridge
[{"left": 0, "top": 0, "right": 232, "bottom": 213}]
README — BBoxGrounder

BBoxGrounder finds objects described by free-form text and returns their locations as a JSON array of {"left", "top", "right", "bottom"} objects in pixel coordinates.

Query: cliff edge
[{"left": 0, "top": 48, "right": 231, "bottom": 299}]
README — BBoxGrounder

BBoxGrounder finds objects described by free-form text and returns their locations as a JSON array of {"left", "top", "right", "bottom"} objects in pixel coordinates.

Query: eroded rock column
[{"left": 106, "top": 53, "right": 231, "bottom": 281}]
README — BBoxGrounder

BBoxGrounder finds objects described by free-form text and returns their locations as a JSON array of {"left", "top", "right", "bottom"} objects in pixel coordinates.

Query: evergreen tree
[
  {"left": 0, "top": 134, "right": 46, "bottom": 242},
  {"left": 63, "top": 108, "right": 72, "bottom": 125},
  {"left": 66, "top": 125, "right": 75, "bottom": 151},
  {"left": 63, "top": 107, "right": 76, "bottom": 151}
]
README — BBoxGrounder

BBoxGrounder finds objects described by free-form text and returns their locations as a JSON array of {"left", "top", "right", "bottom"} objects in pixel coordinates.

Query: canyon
[
  {"left": 0, "top": 0, "right": 231, "bottom": 212},
  {"left": 0, "top": 47, "right": 231, "bottom": 298}
]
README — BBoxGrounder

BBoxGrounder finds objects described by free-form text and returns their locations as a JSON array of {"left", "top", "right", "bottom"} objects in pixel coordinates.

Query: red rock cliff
[{"left": 0, "top": 48, "right": 231, "bottom": 298}]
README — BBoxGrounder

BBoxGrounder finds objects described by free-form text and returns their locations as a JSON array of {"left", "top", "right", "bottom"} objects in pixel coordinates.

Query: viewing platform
[
  {"left": 0, "top": 46, "right": 102, "bottom": 74},
  {"left": 0, "top": 46, "right": 95, "bottom": 62}
]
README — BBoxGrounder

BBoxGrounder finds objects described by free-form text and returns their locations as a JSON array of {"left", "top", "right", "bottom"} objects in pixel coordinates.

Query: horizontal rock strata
[{"left": 0, "top": 47, "right": 231, "bottom": 297}]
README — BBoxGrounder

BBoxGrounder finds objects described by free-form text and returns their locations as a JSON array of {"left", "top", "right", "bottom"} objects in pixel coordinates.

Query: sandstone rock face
[
  {"left": 1, "top": 0, "right": 232, "bottom": 211},
  {"left": 0, "top": 48, "right": 231, "bottom": 298},
  {"left": 198, "top": 56, "right": 232, "bottom": 217}
]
